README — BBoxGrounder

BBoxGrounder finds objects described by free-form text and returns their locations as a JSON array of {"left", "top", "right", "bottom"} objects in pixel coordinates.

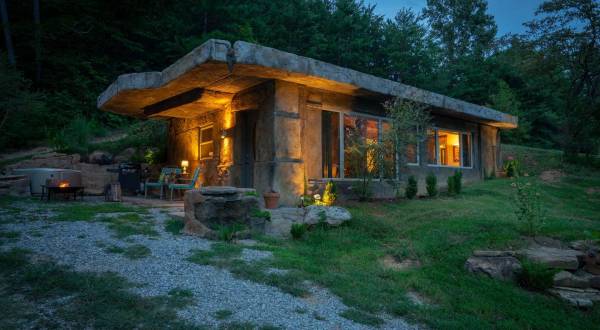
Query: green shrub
[
  {"left": 504, "top": 158, "right": 521, "bottom": 177},
  {"left": 244, "top": 191, "right": 259, "bottom": 197},
  {"left": 517, "top": 260, "right": 556, "bottom": 291},
  {"left": 405, "top": 175, "right": 418, "bottom": 199},
  {"left": 250, "top": 208, "right": 271, "bottom": 220},
  {"left": 51, "top": 116, "right": 105, "bottom": 155},
  {"left": 290, "top": 223, "right": 307, "bottom": 239},
  {"left": 512, "top": 177, "right": 545, "bottom": 236},
  {"left": 351, "top": 179, "right": 373, "bottom": 201},
  {"left": 217, "top": 224, "right": 245, "bottom": 242},
  {"left": 425, "top": 173, "right": 437, "bottom": 197},
  {"left": 453, "top": 170, "right": 462, "bottom": 194},
  {"left": 447, "top": 170, "right": 462, "bottom": 195},
  {"left": 322, "top": 181, "right": 337, "bottom": 206}
]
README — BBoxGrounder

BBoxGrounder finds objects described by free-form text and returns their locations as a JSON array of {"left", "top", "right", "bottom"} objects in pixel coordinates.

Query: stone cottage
[{"left": 98, "top": 39, "right": 517, "bottom": 205}]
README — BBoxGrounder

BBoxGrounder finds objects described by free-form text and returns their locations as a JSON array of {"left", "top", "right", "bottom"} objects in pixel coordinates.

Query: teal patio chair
[
  {"left": 144, "top": 167, "right": 181, "bottom": 199},
  {"left": 169, "top": 167, "right": 201, "bottom": 200}
]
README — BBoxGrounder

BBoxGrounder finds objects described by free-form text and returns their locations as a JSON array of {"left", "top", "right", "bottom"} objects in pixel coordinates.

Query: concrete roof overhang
[{"left": 97, "top": 39, "right": 517, "bottom": 129}]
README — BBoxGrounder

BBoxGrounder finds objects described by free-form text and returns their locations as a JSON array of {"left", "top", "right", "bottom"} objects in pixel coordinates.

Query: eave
[{"left": 97, "top": 39, "right": 517, "bottom": 128}]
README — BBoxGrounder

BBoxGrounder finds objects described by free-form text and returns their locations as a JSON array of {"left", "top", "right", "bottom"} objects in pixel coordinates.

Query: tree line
[{"left": 0, "top": 0, "right": 598, "bottom": 157}]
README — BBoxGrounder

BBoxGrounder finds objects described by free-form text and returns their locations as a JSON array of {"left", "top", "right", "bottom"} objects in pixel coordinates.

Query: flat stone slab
[
  {"left": 520, "top": 246, "right": 582, "bottom": 270},
  {"left": 465, "top": 256, "right": 522, "bottom": 281},
  {"left": 473, "top": 250, "right": 516, "bottom": 257},
  {"left": 549, "top": 287, "right": 600, "bottom": 308},
  {"left": 199, "top": 186, "right": 240, "bottom": 195},
  {"left": 554, "top": 271, "right": 593, "bottom": 289}
]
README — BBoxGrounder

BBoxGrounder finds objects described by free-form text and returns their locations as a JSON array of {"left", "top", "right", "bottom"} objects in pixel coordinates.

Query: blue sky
[{"left": 366, "top": 0, "right": 545, "bottom": 36}]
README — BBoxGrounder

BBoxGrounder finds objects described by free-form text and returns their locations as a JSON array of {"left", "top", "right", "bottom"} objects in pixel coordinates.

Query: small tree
[
  {"left": 426, "top": 173, "right": 438, "bottom": 197},
  {"left": 345, "top": 125, "right": 382, "bottom": 201},
  {"left": 383, "top": 99, "right": 431, "bottom": 182},
  {"left": 512, "top": 177, "right": 545, "bottom": 236}
]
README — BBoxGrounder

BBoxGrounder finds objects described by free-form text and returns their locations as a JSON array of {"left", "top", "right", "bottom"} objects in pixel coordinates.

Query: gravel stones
[{"left": 0, "top": 203, "right": 413, "bottom": 330}]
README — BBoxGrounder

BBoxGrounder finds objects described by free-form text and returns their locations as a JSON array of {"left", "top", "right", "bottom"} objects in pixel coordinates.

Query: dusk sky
[{"left": 367, "top": 0, "right": 545, "bottom": 36}]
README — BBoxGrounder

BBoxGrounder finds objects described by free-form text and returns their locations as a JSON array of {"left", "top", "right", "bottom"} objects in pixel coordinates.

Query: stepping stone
[
  {"left": 520, "top": 246, "right": 582, "bottom": 270},
  {"left": 549, "top": 287, "right": 600, "bottom": 308}
]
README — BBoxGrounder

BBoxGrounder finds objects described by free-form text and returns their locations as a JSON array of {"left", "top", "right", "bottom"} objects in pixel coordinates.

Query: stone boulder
[
  {"left": 183, "top": 187, "right": 266, "bottom": 239},
  {"left": 583, "top": 249, "right": 600, "bottom": 275},
  {"left": 553, "top": 271, "right": 593, "bottom": 289},
  {"left": 548, "top": 287, "right": 600, "bottom": 309},
  {"left": 304, "top": 205, "right": 352, "bottom": 226},
  {"left": 7, "top": 152, "right": 80, "bottom": 171},
  {"left": 465, "top": 251, "right": 522, "bottom": 281},
  {"left": 520, "top": 246, "right": 582, "bottom": 270},
  {"left": 87, "top": 150, "right": 113, "bottom": 165}
]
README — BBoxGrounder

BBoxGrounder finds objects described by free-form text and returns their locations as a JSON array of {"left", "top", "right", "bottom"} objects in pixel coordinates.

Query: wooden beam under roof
[{"left": 143, "top": 88, "right": 233, "bottom": 117}]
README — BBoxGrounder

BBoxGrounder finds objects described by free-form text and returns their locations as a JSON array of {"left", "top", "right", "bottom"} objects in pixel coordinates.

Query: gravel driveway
[{"left": 0, "top": 201, "right": 415, "bottom": 330}]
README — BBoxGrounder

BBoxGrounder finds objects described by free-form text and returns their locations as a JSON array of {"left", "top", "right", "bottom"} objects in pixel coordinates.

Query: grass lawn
[{"left": 218, "top": 146, "right": 600, "bottom": 329}]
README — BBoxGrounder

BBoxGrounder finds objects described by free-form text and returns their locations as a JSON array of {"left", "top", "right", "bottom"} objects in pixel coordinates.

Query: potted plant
[{"left": 263, "top": 190, "right": 280, "bottom": 209}]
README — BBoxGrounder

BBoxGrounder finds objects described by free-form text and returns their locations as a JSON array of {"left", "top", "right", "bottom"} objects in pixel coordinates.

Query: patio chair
[
  {"left": 144, "top": 167, "right": 181, "bottom": 199},
  {"left": 169, "top": 167, "right": 201, "bottom": 200}
]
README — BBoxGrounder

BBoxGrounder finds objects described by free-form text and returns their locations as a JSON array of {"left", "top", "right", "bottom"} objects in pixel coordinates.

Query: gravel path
[{"left": 0, "top": 203, "right": 415, "bottom": 330}]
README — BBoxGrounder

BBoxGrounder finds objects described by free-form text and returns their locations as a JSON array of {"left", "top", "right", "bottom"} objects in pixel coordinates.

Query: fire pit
[{"left": 41, "top": 179, "right": 84, "bottom": 201}]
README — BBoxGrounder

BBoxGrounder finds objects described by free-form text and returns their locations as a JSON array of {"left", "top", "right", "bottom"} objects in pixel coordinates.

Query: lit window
[
  {"left": 427, "top": 128, "right": 472, "bottom": 168},
  {"left": 199, "top": 126, "right": 214, "bottom": 159},
  {"left": 343, "top": 115, "right": 379, "bottom": 178}
]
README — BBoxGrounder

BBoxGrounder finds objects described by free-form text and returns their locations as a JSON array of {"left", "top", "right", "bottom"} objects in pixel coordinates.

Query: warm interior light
[
  {"left": 58, "top": 181, "right": 70, "bottom": 188},
  {"left": 181, "top": 160, "right": 189, "bottom": 174}
]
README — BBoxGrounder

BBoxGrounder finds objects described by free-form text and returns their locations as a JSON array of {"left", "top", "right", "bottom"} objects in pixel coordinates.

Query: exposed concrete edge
[
  {"left": 97, "top": 39, "right": 517, "bottom": 128},
  {"left": 97, "top": 39, "right": 231, "bottom": 109}
]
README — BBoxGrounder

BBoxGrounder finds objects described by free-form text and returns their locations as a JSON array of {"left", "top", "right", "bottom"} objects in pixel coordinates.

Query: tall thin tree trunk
[
  {"left": 33, "top": 0, "right": 42, "bottom": 85},
  {"left": 0, "top": 0, "right": 16, "bottom": 65}
]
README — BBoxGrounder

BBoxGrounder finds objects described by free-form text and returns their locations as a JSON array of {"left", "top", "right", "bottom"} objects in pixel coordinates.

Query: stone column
[{"left": 271, "top": 80, "right": 305, "bottom": 205}]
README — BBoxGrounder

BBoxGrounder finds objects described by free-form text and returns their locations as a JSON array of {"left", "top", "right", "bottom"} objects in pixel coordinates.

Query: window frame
[
  {"left": 198, "top": 125, "right": 215, "bottom": 160},
  {"left": 426, "top": 127, "right": 473, "bottom": 169},
  {"left": 319, "top": 110, "right": 423, "bottom": 181}
]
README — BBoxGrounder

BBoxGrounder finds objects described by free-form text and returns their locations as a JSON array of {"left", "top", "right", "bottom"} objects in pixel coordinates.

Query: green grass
[
  {"left": 232, "top": 146, "right": 600, "bottom": 329},
  {"left": 50, "top": 202, "right": 144, "bottom": 222},
  {"left": 339, "top": 308, "right": 384, "bottom": 326},
  {"left": 104, "top": 244, "right": 151, "bottom": 259},
  {"left": 188, "top": 243, "right": 309, "bottom": 297},
  {"left": 0, "top": 249, "right": 198, "bottom": 329},
  {"left": 165, "top": 217, "right": 184, "bottom": 235},
  {"left": 99, "top": 213, "right": 158, "bottom": 239},
  {"left": 215, "top": 309, "right": 234, "bottom": 320}
]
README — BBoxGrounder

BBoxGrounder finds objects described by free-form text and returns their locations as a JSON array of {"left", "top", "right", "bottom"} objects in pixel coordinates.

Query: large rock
[
  {"left": 465, "top": 255, "right": 522, "bottom": 281},
  {"left": 553, "top": 271, "right": 592, "bottom": 289},
  {"left": 88, "top": 150, "right": 113, "bottom": 165},
  {"left": 183, "top": 187, "right": 266, "bottom": 239},
  {"left": 548, "top": 287, "right": 600, "bottom": 308},
  {"left": 583, "top": 249, "right": 600, "bottom": 275},
  {"left": 7, "top": 152, "right": 80, "bottom": 171},
  {"left": 520, "top": 246, "right": 582, "bottom": 270},
  {"left": 304, "top": 205, "right": 352, "bottom": 226}
]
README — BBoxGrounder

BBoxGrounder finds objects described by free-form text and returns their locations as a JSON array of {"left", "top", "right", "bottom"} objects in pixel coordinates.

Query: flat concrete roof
[{"left": 98, "top": 39, "right": 517, "bottom": 128}]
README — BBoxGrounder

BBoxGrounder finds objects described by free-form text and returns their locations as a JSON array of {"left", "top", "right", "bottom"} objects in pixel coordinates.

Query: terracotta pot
[{"left": 263, "top": 191, "right": 280, "bottom": 209}]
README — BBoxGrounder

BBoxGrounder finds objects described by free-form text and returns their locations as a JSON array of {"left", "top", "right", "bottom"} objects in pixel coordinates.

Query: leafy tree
[{"left": 524, "top": 0, "right": 600, "bottom": 157}]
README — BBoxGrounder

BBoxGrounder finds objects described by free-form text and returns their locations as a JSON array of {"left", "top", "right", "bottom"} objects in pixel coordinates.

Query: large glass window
[
  {"left": 199, "top": 126, "right": 214, "bottom": 159},
  {"left": 322, "top": 111, "right": 340, "bottom": 178},
  {"left": 427, "top": 128, "right": 472, "bottom": 168},
  {"left": 343, "top": 115, "right": 379, "bottom": 178}
]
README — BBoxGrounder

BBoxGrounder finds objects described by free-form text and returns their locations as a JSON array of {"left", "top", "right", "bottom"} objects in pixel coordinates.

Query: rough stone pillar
[
  {"left": 271, "top": 80, "right": 305, "bottom": 205},
  {"left": 480, "top": 124, "right": 500, "bottom": 177}
]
